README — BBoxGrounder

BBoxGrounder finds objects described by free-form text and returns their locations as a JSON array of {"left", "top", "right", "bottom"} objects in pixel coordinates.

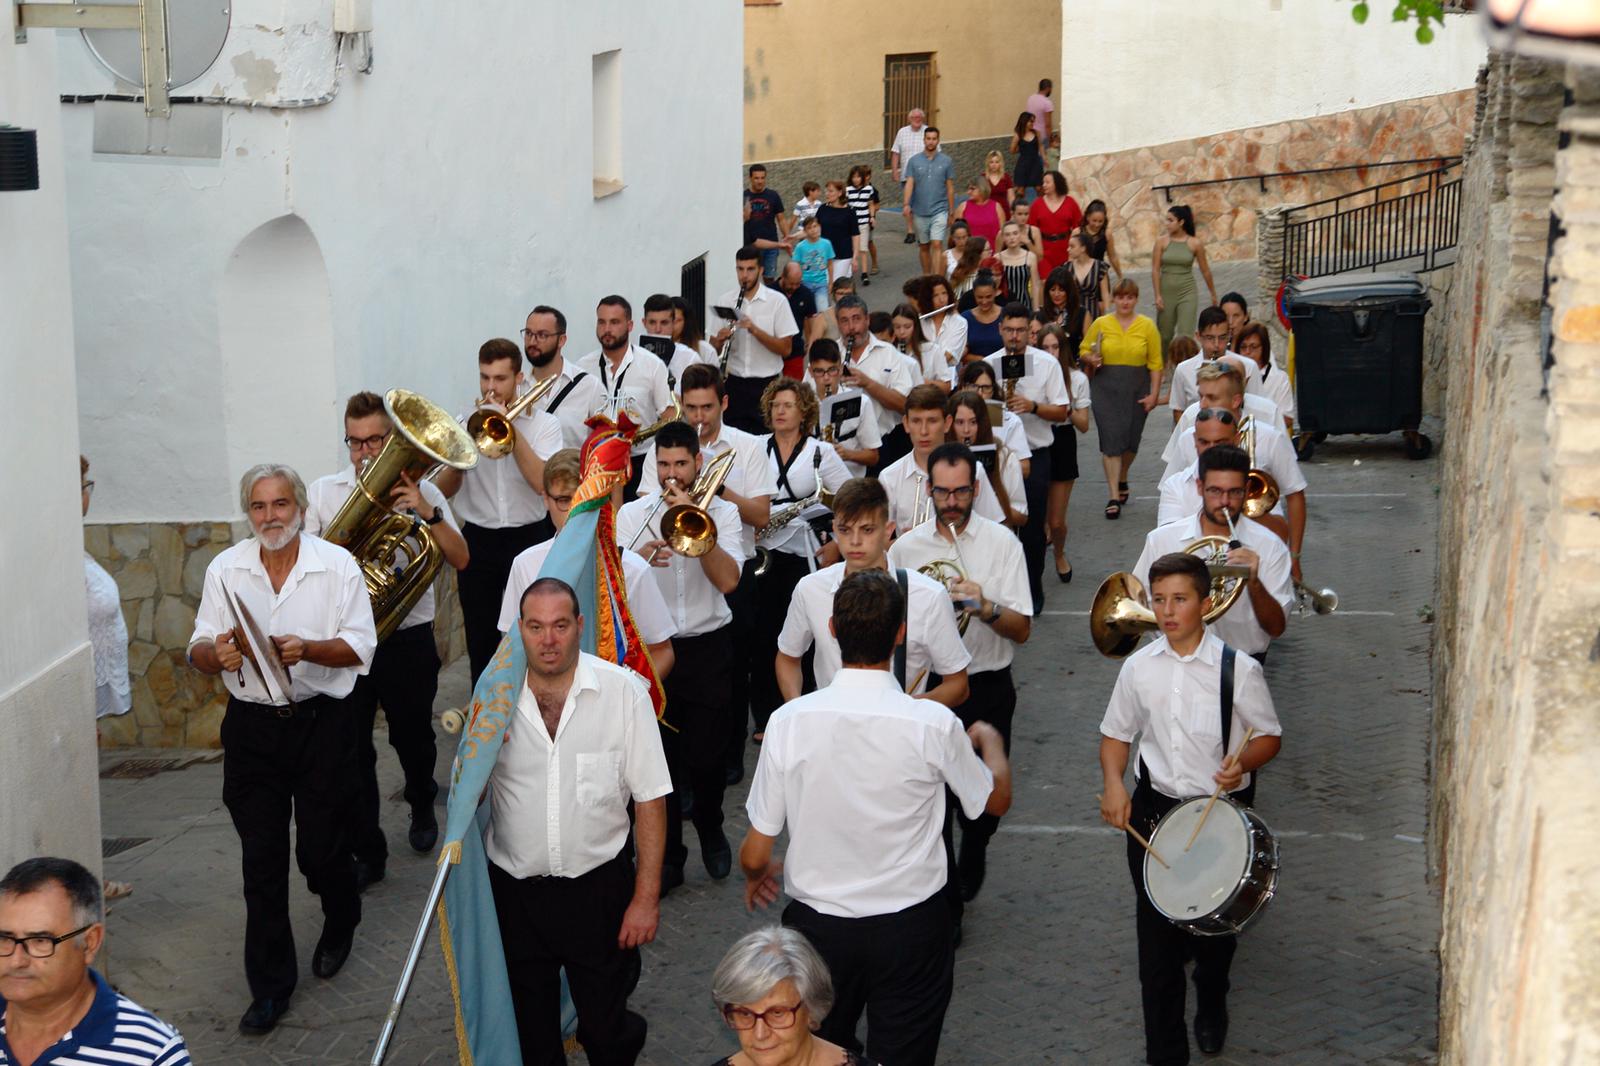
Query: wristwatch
[
  {"left": 985, "top": 600, "right": 1002, "bottom": 624},
  {"left": 425, "top": 506, "right": 445, "bottom": 526}
]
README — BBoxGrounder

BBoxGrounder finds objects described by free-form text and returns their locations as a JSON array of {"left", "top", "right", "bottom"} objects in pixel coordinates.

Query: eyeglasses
[
  {"left": 0, "top": 924, "right": 94, "bottom": 959},
  {"left": 520, "top": 329, "right": 562, "bottom": 342},
  {"left": 81, "top": 480, "right": 95, "bottom": 496},
  {"left": 1194, "top": 409, "right": 1236, "bottom": 426},
  {"left": 547, "top": 493, "right": 574, "bottom": 509},
  {"left": 1202, "top": 486, "right": 1247, "bottom": 500},
  {"left": 722, "top": 1001, "right": 804, "bottom": 1031},
  {"left": 344, "top": 432, "right": 391, "bottom": 450},
  {"left": 930, "top": 486, "right": 974, "bottom": 502}
]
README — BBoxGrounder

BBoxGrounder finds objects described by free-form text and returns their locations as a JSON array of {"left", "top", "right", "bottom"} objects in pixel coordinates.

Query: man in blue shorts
[{"left": 902, "top": 127, "right": 956, "bottom": 277}]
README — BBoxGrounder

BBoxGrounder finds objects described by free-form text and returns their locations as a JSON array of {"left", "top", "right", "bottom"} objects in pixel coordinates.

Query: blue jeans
[{"left": 760, "top": 248, "right": 780, "bottom": 280}]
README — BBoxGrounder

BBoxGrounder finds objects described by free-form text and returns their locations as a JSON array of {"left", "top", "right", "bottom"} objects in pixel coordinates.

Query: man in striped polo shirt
[{"left": 0, "top": 857, "right": 190, "bottom": 1064}]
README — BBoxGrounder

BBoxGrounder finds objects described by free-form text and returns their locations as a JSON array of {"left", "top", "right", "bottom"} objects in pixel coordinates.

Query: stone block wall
[
  {"left": 1063, "top": 89, "right": 1475, "bottom": 268},
  {"left": 88, "top": 521, "right": 466, "bottom": 748},
  {"left": 1430, "top": 52, "right": 1600, "bottom": 1065}
]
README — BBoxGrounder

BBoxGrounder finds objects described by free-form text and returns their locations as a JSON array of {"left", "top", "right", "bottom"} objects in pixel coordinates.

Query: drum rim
[{"left": 1143, "top": 795, "right": 1255, "bottom": 926}]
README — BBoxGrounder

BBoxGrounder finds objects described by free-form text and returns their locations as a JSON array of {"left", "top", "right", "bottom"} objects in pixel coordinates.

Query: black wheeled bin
[{"left": 1285, "top": 272, "right": 1433, "bottom": 459}]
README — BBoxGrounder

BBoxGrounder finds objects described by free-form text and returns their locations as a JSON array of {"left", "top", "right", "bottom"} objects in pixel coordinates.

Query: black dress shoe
[
  {"left": 409, "top": 804, "right": 439, "bottom": 854},
  {"left": 239, "top": 997, "right": 290, "bottom": 1034},
  {"left": 724, "top": 761, "right": 744, "bottom": 787},
  {"left": 1194, "top": 1006, "right": 1228, "bottom": 1055},
  {"left": 353, "top": 859, "right": 385, "bottom": 894},
  {"left": 903, "top": 233, "right": 916, "bottom": 244},
  {"left": 312, "top": 928, "right": 354, "bottom": 979},
  {"left": 660, "top": 865, "right": 685, "bottom": 897},
  {"left": 702, "top": 832, "right": 733, "bottom": 880}
]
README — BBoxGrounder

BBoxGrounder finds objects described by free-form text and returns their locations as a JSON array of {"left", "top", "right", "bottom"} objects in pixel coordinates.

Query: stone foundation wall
[
  {"left": 1430, "top": 53, "right": 1600, "bottom": 1064},
  {"left": 1063, "top": 89, "right": 1475, "bottom": 268},
  {"left": 89, "top": 521, "right": 466, "bottom": 748}
]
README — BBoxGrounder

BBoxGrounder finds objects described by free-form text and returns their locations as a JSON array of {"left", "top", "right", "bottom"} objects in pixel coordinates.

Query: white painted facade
[
  {"left": 57, "top": 0, "right": 743, "bottom": 523},
  {"left": 1060, "top": 0, "right": 1487, "bottom": 157},
  {"left": 1, "top": 14, "right": 103, "bottom": 875}
]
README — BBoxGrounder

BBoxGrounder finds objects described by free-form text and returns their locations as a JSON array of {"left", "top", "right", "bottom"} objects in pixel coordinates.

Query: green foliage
[{"left": 1345, "top": 0, "right": 1446, "bottom": 42}]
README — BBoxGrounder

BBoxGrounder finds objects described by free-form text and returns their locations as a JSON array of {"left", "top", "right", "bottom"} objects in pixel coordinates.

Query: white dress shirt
[
  {"left": 577, "top": 345, "right": 677, "bottom": 454},
  {"left": 984, "top": 445, "right": 1028, "bottom": 518},
  {"left": 1064, "top": 366, "right": 1093, "bottom": 416},
  {"left": 1254, "top": 359, "right": 1296, "bottom": 422},
  {"left": 1160, "top": 395, "right": 1283, "bottom": 468},
  {"left": 1157, "top": 458, "right": 1290, "bottom": 527},
  {"left": 305, "top": 466, "right": 459, "bottom": 630},
  {"left": 746, "top": 668, "right": 993, "bottom": 918},
  {"left": 713, "top": 284, "right": 799, "bottom": 379},
  {"left": 451, "top": 403, "right": 564, "bottom": 528},
  {"left": 1160, "top": 419, "right": 1309, "bottom": 494},
  {"left": 637, "top": 423, "right": 777, "bottom": 560},
  {"left": 496, "top": 539, "right": 676, "bottom": 646},
  {"left": 758, "top": 435, "right": 853, "bottom": 560},
  {"left": 1168, "top": 352, "right": 1264, "bottom": 413},
  {"left": 484, "top": 654, "right": 674, "bottom": 879},
  {"left": 1100, "top": 630, "right": 1281, "bottom": 798},
  {"left": 878, "top": 452, "right": 1006, "bottom": 533},
  {"left": 888, "top": 516, "right": 1030, "bottom": 673},
  {"left": 845, "top": 336, "right": 917, "bottom": 439},
  {"left": 1132, "top": 514, "right": 1293, "bottom": 655},
  {"left": 615, "top": 493, "right": 746, "bottom": 637},
  {"left": 994, "top": 409, "right": 1033, "bottom": 461},
  {"left": 777, "top": 562, "right": 972, "bottom": 694},
  {"left": 984, "top": 348, "right": 1070, "bottom": 449},
  {"left": 529, "top": 359, "right": 609, "bottom": 452},
  {"left": 807, "top": 383, "right": 885, "bottom": 479},
  {"left": 933, "top": 314, "right": 967, "bottom": 374},
  {"left": 666, "top": 341, "right": 710, "bottom": 388},
  {"left": 189, "top": 533, "right": 377, "bottom": 704}
]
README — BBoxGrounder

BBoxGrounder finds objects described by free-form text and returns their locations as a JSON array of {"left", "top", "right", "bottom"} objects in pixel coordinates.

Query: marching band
[{"left": 181, "top": 250, "right": 1328, "bottom": 1065}]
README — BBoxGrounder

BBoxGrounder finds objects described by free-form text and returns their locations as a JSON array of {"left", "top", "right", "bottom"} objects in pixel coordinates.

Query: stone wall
[
  {"left": 1430, "top": 52, "right": 1600, "bottom": 1065},
  {"left": 89, "top": 521, "right": 466, "bottom": 748},
  {"left": 758, "top": 135, "right": 1009, "bottom": 214},
  {"left": 1063, "top": 89, "right": 1475, "bottom": 268}
]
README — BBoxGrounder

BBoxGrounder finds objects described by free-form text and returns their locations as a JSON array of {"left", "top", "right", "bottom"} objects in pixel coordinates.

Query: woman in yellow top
[{"left": 1080, "top": 278, "right": 1163, "bottom": 519}]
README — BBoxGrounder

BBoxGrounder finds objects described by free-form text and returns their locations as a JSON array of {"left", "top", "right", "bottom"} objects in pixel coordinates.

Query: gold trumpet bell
[
  {"left": 1244, "top": 469, "right": 1280, "bottom": 518},
  {"left": 663, "top": 506, "right": 716, "bottom": 557},
  {"left": 1091, "top": 572, "right": 1156, "bottom": 658}
]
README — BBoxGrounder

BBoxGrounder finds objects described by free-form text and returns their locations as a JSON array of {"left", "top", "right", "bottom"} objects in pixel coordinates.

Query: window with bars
[
  {"left": 883, "top": 53, "right": 936, "bottom": 162},
  {"left": 681, "top": 253, "right": 707, "bottom": 341}
]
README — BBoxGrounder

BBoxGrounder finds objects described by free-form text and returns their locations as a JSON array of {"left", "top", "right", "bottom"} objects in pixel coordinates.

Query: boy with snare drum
[{"left": 1098, "top": 551, "right": 1283, "bottom": 1065}]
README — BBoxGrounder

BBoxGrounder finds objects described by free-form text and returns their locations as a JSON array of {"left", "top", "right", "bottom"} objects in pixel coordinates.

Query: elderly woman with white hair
[{"left": 710, "top": 927, "right": 877, "bottom": 1066}]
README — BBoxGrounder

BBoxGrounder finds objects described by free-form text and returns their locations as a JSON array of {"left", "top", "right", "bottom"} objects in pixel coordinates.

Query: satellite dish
[{"left": 83, "top": 0, "right": 232, "bottom": 92}]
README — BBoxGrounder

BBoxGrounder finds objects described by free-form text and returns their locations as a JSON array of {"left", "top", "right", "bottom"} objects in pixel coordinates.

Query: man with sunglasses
[
  {"left": 1155, "top": 406, "right": 1305, "bottom": 535},
  {"left": 0, "top": 858, "right": 190, "bottom": 1064},
  {"left": 304, "top": 391, "right": 470, "bottom": 885},
  {"left": 1134, "top": 445, "right": 1292, "bottom": 666}
]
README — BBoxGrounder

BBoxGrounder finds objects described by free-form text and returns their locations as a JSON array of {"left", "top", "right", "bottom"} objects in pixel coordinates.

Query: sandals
[
  {"left": 1118, "top": 481, "right": 1131, "bottom": 504},
  {"left": 1104, "top": 500, "right": 1121, "bottom": 520},
  {"left": 104, "top": 880, "right": 134, "bottom": 901}
]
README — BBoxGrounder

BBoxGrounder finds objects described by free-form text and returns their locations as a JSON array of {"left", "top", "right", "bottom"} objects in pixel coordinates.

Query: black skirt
[{"left": 1049, "top": 423, "right": 1080, "bottom": 482}]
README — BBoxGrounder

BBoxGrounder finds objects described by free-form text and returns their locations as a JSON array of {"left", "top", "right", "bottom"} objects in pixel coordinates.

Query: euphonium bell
[
  {"left": 323, "top": 389, "right": 478, "bottom": 642},
  {"left": 661, "top": 450, "right": 737, "bottom": 558},
  {"left": 1088, "top": 536, "right": 1249, "bottom": 658},
  {"left": 466, "top": 374, "right": 560, "bottom": 459}
]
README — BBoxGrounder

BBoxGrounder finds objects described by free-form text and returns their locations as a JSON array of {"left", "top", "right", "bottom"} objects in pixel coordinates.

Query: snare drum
[{"left": 1143, "top": 796, "right": 1280, "bottom": 937}]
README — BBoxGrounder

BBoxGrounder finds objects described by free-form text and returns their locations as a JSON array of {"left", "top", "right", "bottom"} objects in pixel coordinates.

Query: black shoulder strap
[
  {"left": 546, "top": 371, "right": 587, "bottom": 415},
  {"left": 894, "top": 568, "right": 909, "bottom": 689},
  {"left": 1220, "top": 644, "right": 1237, "bottom": 752}
]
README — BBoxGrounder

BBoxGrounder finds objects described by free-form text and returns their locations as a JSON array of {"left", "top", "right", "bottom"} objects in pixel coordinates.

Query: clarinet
[{"left": 719, "top": 292, "right": 745, "bottom": 378}]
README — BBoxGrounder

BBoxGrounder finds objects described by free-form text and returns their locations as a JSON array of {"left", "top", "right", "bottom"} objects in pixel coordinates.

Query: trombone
[
  {"left": 626, "top": 449, "right": 737, "bottom": 557},
  {"left": 1237, "top": 415, "right": 1281, "bottom": 518},
  {"left": 1294, "top": 580, "right": 1339, "bottom": 616},
  {"left": 466, "top": 374, "right": 559, "bottom": 459}
]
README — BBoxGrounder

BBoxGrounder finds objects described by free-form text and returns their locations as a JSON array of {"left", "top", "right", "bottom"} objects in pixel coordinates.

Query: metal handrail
[
  {"left": 1281, "top": 163, "right": 1463, "bottom": 278},
  {"left": 1283, "top": 159, "right": 1463, "bottom": 218},
  {"left": 1153, "top": 156, "right": 1462, "bottom": 203}
]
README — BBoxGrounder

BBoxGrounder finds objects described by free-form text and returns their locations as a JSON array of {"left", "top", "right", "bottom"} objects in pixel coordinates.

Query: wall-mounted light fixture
[{"left": 0, "top": 126, "right": 40, "bottom": 191}]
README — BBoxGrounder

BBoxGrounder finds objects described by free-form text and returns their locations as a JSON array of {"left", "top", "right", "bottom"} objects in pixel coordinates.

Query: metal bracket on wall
[{"left": 16, "top": 0, "right": 171, "bottom": 117}]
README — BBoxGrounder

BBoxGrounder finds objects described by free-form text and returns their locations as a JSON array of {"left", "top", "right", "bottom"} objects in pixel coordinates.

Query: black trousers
[
  {"left": 725, "top": 374, "right": 776, "bottom": 435},
  {"left": 660, "top": 626, "right": 733, "bottom": 870},
  {"left": 1127, "top": 777, "right": 1239, "bottom": 1066},
  {"left": 488, "top": 854, "right": 646, "bottom": 1066},
  {"left": 750, "top": 549, "right": 811, "bottom": 730},
  {"left": 783, "top": 893, "right": 953, "bottom": 1066},
  {"left": 220, "top": 695, "right": 361, "bottom": 1002},
  {"left": 1019, "top": 443, "right": 1051, "bottom": 613},
  {"left": 346, "top": 623, "right": 440, "bottom": 866},
  {"left": 950, "top": 667, "right": 1015, "bottom": 842},
  {"left": 459, "top": 520, "right": 552, "bottom": 685},
  {"left": 727, "top": 556, "right": 761, "bottom": 765}
]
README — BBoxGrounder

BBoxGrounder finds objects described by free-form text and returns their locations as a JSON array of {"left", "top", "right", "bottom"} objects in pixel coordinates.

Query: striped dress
[{"left": 0, "top": 971, "right": 191, "bottom": 1065}]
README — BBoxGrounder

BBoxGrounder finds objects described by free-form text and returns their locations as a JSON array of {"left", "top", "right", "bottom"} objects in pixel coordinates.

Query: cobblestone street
[{"left": 95, "top": 241, "right": 1443, "bottom": 1064}]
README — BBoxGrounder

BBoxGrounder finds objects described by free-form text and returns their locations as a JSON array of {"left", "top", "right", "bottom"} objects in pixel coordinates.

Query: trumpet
[
  {"left": 466, "top": 375, "right": 559, "bottom": 459},
  {"left": 1237, "top": 415, "right": 1281, "bottom": 518},
  {"left": 909, "top": 470, "right": 934, "bottom": 529},
  {"left": 1088, "top": 536, "right": 1250, "bottom": 658}
]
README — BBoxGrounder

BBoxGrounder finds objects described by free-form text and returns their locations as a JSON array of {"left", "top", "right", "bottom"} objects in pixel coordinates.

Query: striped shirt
[
  {"left": 845, "top": 183, "right": 879, "bottom": 228},
  {"left": 0, "top": 970, "right": 190, "bottom": 1065}
]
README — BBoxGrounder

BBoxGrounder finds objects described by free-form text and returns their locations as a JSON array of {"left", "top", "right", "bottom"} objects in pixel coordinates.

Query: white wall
[
  {"left": 0, "top": 11, "right": 102, "bottom": 874},
  {"left": 1061, "top": 0, "right": 1487, "bottom": 157},
  {"left": 60, "top": 0, "right": 744, "bottom": 522}
]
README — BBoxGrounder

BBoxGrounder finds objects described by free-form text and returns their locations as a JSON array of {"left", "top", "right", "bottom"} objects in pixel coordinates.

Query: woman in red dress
[{"left": 1031, "top": 171, "right": 1082, "bottom": 278}]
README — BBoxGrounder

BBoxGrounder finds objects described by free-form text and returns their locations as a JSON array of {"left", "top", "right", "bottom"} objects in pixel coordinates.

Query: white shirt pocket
[
  {"left": 575, "top": 752, "right": 623, "bottom": 809},
  {"left": 1185, "top": 694, "right": 1224, "bottom": 744}
]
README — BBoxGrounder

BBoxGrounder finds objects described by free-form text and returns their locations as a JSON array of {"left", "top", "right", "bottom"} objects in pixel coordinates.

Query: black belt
[
  {"left": 1041, "top": 232, "right": 1069, "bottom": 241},
  {"left": 228, "top": 692, "right": 336, "bottom": 720}
]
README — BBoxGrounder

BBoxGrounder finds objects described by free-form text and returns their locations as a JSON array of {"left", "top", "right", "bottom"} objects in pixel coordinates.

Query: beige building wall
[{"left": 744, "top": 0, "right": 1061, "bottom": 163}]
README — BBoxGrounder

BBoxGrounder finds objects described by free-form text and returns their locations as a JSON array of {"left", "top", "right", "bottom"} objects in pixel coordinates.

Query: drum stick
[
  {"left": 1184, "top": 727, "right": 1258, "bottom": 853},
  {"left": 1097, "top": 794, "right": 1170, "bottom": 870}
]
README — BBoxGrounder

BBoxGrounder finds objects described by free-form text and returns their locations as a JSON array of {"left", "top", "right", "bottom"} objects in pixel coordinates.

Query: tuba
[
  {"left": 1237, "top": 415, "right": 1281, "bottom": 518},
  {"left": 466, "top": 374, "right": 560, "bottom": 459},
  {"left": 1088, "top": 536, "right": 1249, "bottom": 658},
  {"left": 323, "top": 389, "right": 478, "bottom": 642}
]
